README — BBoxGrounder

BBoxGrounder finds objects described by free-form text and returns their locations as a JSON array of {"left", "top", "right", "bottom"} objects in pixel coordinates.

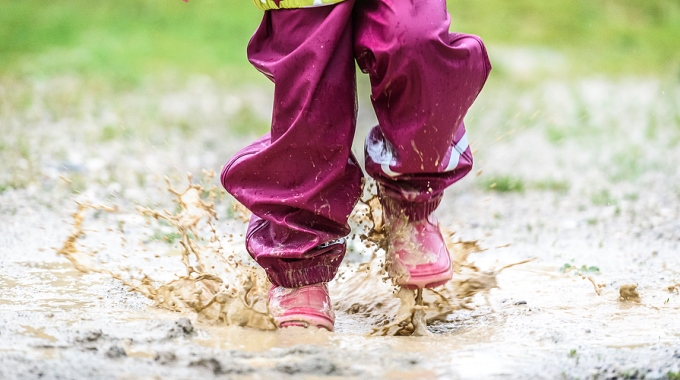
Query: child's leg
[
  {"left": 353, "top": 0, "right": 491, "bottom": 287},
  {"left": 221, "top": 0, "right": 362, "bottom": 289},
  {"left": 354, "top": 0, "right": 491, "bottom": 218}
]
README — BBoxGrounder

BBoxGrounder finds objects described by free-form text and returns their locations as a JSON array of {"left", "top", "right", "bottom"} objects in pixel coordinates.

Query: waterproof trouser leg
[
  {"left": 355, "top": 0, "right": 491, "bottom": 219},
  {"left": 222, "top": 1, "right": 363, "bottom": 288}
]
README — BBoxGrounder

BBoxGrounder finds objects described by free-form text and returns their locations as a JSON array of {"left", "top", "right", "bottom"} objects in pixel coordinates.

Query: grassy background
[
  {"left": 0, "top": 0, "right": 263, "bottom": 84},
  {"left": 1, "top": 0, "right": 679, "bottom": 83},
  {"left": 455, "top": 0, "right": 680, "bottom": 75}
]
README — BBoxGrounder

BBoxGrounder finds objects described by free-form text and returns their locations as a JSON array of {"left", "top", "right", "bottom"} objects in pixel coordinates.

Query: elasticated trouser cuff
[
  {"left": 380, "top": 194, "right": 443, "bottom": 221},
  {"left": 267, "top": 264, "right": 338, "bottom": 288},
  {"left": 257, "top": 241, "right": 346, "bottom": 288}
]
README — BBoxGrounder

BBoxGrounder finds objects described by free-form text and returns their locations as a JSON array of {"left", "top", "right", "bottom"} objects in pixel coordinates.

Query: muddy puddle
[
  {"left": 2, "top": 77, "right": 680, "bottom": 379},
  {"left": 53, "top": 173, "right": 515, "bottom": 334},
  {"left": 5, "top": 173, "right": 674, "bottom": 379},
  {"left": 2, "top": 177, "right": 518, "bottom": 377}
]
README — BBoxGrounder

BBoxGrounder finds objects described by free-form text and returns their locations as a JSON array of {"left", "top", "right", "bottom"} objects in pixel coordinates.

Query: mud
[
  {"left": 619, "top": 284, "right": 641, "bottom": 302},
  {"left": 2, "top": 74, "right": 680, "bottom": 379},
  {"left": 55, "top": 173, "right": 505, "bottom": 337}
]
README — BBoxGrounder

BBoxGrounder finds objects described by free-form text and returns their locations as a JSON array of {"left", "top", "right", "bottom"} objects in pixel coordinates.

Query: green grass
[
  {"left": 449, "top": 0, "right": 680, "bottom": 75},
  {"left": 532, "top": 179, "right": 569, "bottom": 193},
  {"left": 480, "top": 176, "right": 525, "bottom": 193},
  {"left": 0, "top": 0, "right": 263, "bottom": 84},
  {"left": 560, "top": 263, "right": 600, "bottom": 274},
  {"left": 0, "top": 0, "right": 679, "bottom": 82},
  {"left": 480, "top": 176, "right": 572, "bottom": 193},
  {"left": 591, "top": 189, "right": 617, "bottom": 206},
  {"left": 230, "top": 105, "right": 271, "bottom": 136}
]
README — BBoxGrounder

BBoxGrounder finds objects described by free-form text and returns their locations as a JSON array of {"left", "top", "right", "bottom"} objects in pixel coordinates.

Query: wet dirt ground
[{"left": 1, "top": 73, "right": 680, "bottom": 379}]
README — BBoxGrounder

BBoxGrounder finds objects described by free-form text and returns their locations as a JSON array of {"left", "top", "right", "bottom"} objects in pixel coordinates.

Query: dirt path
[{"left": 1, "top": 75, "right": 679, "bottom": 379}]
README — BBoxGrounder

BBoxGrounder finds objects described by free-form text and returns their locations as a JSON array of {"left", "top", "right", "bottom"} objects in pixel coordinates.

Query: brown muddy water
[{"left": 1, "top": 75, "right": 680, "bottom": 379}]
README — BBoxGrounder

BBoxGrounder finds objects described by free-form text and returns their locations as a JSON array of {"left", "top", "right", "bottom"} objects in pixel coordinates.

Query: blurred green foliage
[
  {"left": 450, "top": 0, "right": 680, "bottom": 75},
  {"left": 0, "top": 0, "right": 679, "bottom": 82},
  {"left": 0, "top": 0, "right": 262, "bottom": 83}
]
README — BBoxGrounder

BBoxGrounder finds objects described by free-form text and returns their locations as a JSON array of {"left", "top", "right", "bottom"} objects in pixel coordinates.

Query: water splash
[
  {"left": 56, "top": 173, "right": 529, "bottom": 335},
  {"left": 57, "top": 171, "right": 274, "bottom": 330}
]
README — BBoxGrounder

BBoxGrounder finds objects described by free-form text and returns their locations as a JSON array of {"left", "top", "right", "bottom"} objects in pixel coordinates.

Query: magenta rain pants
[{"left": 221, "top": 0, "right": 491, "bottom": 288}]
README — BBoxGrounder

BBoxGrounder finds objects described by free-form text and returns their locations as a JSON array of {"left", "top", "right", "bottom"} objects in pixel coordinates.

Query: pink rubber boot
[
  {"left": 384, "top": 212, "right": 453, "bottom": 289},
  {"left": 268, "top": 283, "right": 335, "bottom": 331}
]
